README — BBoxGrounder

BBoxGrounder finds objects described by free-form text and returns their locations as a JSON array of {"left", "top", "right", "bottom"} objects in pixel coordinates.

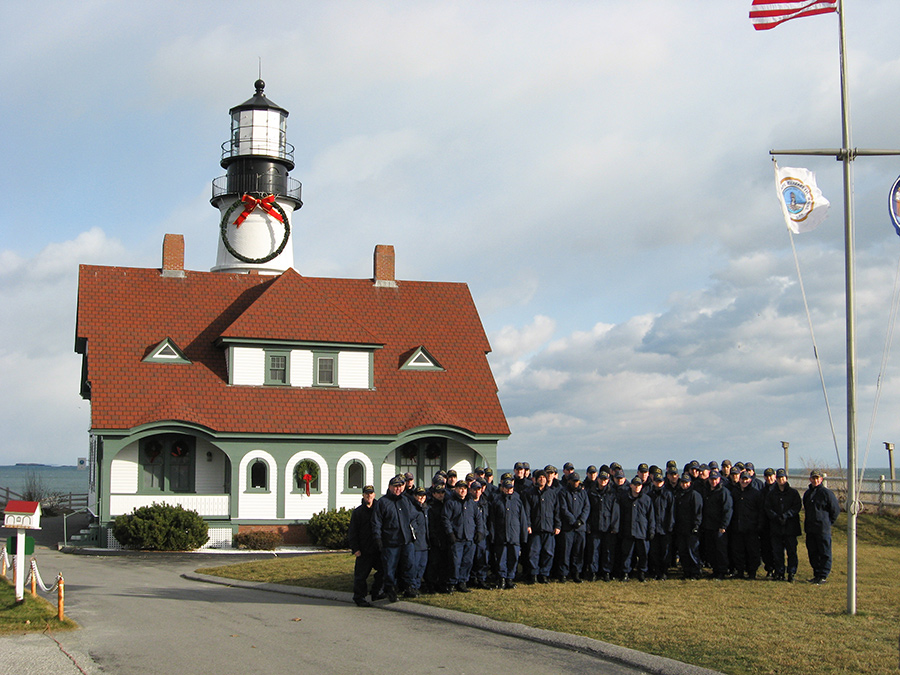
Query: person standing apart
[{"left": 802, "top": 469, "right": 840, "bottom": 585}]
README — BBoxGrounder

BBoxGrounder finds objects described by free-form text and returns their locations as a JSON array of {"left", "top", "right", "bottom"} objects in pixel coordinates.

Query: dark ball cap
[
  {"left": 666, "top": 460, "right": 678, "bottom": 469},
  {"left": 810, "top": 469, "right": 823, "bottom": 478},
  {"left": 680, "top": 473, "right": 692, "bottom": 483},
  {"left": 484, "top": 468, "right": 493, "bottom": 476},
  {"left": 568, "top": 472, "right": 581, "bottom": 483},
  {"left": 389, "top": 475, "right": 406, "bottom": 487},
  {"left": 764, "top": 468, "right": 776, "bottom": 477},
  {"left": 776, "top": 468, "right": 787, "bottom": 478},
  {"left": 630, "top": 476, "right": 643, "bottom": 486},
  {"left": 666, "top": 467, "right": 679, "bottom": 475},
  {"left": 532, "top": 469, "right": 548, "bottom": 480},
  {"left": 745, "top": 462, "right": 755, "bottom": 471},
  {"left": 708, "top": 461, "right": 719, "bottom": 470},
  {"left": 598, "top": 471, "right": 610, "bottom": 480},
  {"left": 730, "top": 466, "right": 741, "bottom": 475},
  {"left": 563, "top": 462, "right": 575, "bottom": 471},
  {"left": 447, "top": 469, "right": 457, "bottom": 478},
  {"left": 362, "top": 485, "right": 375, "bottom": 494},
  {"left": 586, "top": 465, "right": 598, "bottom": 474},
  {"left": 709, "top": 469, "right": 721, "bottom": 479},
  {"left": 514, "top": 462, "right": 525, "bottom": 470},
  {"left": 739, "top": 471, "right": 751, "bottom": 481},
  {"left": 501, "top": 479, "right": 514, "bottom": 489},
  {"left": 522, "top": 462, "right": 530, "bottom": 470},
  {"left": 415, "top": 487, "right": 427, "bottom": 496},
  {"left": 544, "top": 465, "right": 558, "bottom": 474},
  {"left": 638, "top": 463, "right": 649, "bottom": 472}
]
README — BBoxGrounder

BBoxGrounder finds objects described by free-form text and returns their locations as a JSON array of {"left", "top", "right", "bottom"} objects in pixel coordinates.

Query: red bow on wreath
[
  {"left": 302, "top": 473, "right": 313, "bottom": 497},
  {"left": 233, "top": 194, "right": 284, "bottom": 227}
]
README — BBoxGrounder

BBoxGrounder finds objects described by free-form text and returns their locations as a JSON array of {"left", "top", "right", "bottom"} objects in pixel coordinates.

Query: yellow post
[
  {"left": 1, "top": 552, "right": 6, "bottom": 577},
  {"left": 30, "top": 566, "right": 36, "bottom": 596},
  {"left": 57, "top": 574, "right": 65, "bottom": 621}
]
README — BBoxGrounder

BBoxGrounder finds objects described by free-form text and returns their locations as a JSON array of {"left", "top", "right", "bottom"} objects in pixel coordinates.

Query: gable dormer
[{"left": 143, "top": 338, "right": 191, "bottom": 364}]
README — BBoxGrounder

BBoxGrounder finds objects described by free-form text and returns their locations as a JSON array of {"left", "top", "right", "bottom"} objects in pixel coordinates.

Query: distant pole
[
  {"left": 781, "top": 441, "right": 790, "bottom": 473},
  {"left": 886, "top": 442, "right": 896, "bottom": 482}
]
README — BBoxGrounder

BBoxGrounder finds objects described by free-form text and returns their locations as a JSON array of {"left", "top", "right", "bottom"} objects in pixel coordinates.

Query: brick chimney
[
  {"left": 373, "top": 244, "right": 397, "bottom": 288},
  {"left": 162, "top": 234, "right": 185, "bottom": 278}
]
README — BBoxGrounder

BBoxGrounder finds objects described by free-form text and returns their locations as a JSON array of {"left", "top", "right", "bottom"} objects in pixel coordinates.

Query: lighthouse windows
[
  {"left": 229, "top": 109, "right": 288, "bottom": 160},
  {"left": 264, "top": 350, "right": 290, "bottom": 386}
]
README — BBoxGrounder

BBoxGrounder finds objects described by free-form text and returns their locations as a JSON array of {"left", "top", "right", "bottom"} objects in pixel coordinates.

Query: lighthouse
[{"left": 211, "top": 80, "right": 302, "bottom": 274}]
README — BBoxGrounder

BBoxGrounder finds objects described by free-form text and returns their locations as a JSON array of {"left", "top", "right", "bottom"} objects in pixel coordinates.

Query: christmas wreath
[
  {"left": 220, "top": 193, "right": 290, "bottom": 264},
  {"left": 294, "top": 459, "right": 319, "bottom": 497}
]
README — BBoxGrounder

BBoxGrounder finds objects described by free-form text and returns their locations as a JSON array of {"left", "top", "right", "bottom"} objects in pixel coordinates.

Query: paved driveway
[{"left": 1, "top": 519, "right": 717, "bottom": 675}]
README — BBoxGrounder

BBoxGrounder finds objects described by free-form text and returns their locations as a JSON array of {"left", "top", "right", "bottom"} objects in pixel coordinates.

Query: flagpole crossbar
[{"left": 771, "top": 149, "right": 900, "bottom": 160}]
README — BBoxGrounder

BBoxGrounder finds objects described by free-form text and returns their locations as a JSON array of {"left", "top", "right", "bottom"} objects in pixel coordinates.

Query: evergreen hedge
[
  {"left": 112, "top": 503, "right": 209, "bottom": 551},
  {"left": 306, "top": 507, "right": 352, "bottom": 549}
]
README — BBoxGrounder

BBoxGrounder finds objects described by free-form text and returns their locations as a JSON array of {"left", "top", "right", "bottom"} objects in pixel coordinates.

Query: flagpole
[{"left": 837, "top": 0, "right": 858, "bottom": 618}]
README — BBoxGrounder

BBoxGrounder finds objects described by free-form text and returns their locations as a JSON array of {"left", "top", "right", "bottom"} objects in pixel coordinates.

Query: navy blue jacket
[
  {"left": 488, "top": 491, "right": 530, "bottom": 545},
  {"left": 348, "top": 500, "right": 377, "bottom": 554},
  {"left": 731, "top": 484, "right": 763, "bottom": 533},
  {"left": 674, "top": 487, "right": 703, "bottom": 535},
  {"left": 372, "top": 490, "right": 415, "bottom": 547},
  {"left": 587, "top": 482, "right": 620, "bottom": 534},
  {"left": 442, "top": 492, "right": 483, "bottom": 542},
  {"left": 802, "top": 482, "right": 840, "bottom": 535},
  {"left": 765, "top": 483, "right": 802, "bottom": 537},
  {"left": 650, "top": 484, "right": 676, "bottom": 535},
  {"left": 522, "top": 484, "right": 561, "bottom": 533},
  {"left": 559, "top": 484, "right": 590, "bottom": 533},
  {"left": 618, "top": 489, "right": 656, "bottom": 540},
  {"left": 410, "top": 501, "right": 429, "bottom": 552},
  {"left": 701, "top": 482, "right": 733, "bottom": 532}
]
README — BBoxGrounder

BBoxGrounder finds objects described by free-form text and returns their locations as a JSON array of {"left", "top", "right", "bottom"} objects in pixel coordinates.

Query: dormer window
[
  {"left": 315, "top": 353, "right": 336, "bottom": 386},
  {"left": 265, "top": 350, "right": 289, "bottom": 385}
]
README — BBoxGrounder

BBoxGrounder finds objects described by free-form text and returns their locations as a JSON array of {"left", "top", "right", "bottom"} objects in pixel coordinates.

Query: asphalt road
[{"left": 1, "top": 519, "right": 719, "bottom": 675}]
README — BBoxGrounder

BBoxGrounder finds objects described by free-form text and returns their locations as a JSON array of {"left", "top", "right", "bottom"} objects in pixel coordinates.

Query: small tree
[
  {"left": 113, "top": 503, "right": 209, "bottom": 551},
  {"left": 306, "top": 507, "right": 352, "bottom": 549}
]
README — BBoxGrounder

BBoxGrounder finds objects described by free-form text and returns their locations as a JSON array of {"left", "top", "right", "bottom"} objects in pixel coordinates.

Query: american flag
[{"left": 749, "top": 0, "right": 837, "bottom": 30}]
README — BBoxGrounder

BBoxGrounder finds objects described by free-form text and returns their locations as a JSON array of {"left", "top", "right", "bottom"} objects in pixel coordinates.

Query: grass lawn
[
  {"left": 0, "top": 577, "right": 78, "bottom": 635},
  {"left": 198, "top": 513, "right": 900, "bottom": 675}
]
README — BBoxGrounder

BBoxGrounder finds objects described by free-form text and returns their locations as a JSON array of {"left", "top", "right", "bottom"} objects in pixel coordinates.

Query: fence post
[
  {"left": 57, "top": 574, "right": 65, "bottom": 621},
  {"left": 879, "top": 475, "right": 885, "bottom": 514}
]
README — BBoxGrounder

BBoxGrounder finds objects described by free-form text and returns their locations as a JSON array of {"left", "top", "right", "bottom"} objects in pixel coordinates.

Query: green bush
[
  {"left": 306, "top": 507, "right": 352, "bottom": 549},
  {"left": 112, "top": 503, "right": 209, "bottom": 551},
  {"left": 233, "top": 530, "right": 284, "bottom": 550}
]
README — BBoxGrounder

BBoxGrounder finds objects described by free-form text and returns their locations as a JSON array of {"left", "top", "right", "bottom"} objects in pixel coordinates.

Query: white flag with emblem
[{"left": 774, "top": 163, "right": 830, "bottom": 234}]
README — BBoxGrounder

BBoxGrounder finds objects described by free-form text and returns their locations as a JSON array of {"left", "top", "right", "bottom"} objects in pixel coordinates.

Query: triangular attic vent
[
  {"left": 401, "top": 346, "right": 443, "bottom": 371},
  {"left": 143, "top": 338, "right": 191, "bottom": 364}
]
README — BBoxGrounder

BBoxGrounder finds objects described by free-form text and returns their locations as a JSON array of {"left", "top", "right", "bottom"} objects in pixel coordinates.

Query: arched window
[
  {"left": 347, "top": 460, "right": 364, "bottom": 490},
  {"left": 249, "top": 459, "right": 268, "bottom": 490}
]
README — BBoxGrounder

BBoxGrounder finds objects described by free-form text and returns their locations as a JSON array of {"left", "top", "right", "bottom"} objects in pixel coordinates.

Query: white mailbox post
[{"left": 3, "top": 501, "right": 42, "bottom": 603}]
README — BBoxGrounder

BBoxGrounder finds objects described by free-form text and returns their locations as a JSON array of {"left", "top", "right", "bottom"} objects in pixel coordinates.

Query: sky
[{"left": 3, "top": 1, "right": 900, "bottom": 474}]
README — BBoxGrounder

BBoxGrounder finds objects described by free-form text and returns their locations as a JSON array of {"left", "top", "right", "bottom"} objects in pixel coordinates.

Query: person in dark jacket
[
  {"left": 759, "top": 467, "right": 778, "bottom": 577},
  {"left": 442, "top": 481, "right": 483, "bottom": 592},
  {"left": 424, "top": 484, "right": 451, "bottom": 592},
  {"left": 701, "top": 469, "right": 733, "bottom": 579},
  {"left": 468, "top": 480, "right": 491, "bottom": 589},
  {"left": 408, "top": 487, "right": 429, "bottom": 597},
  {"left": 522, "top": 469, "right": 561, "bottom": 584},
  {"left": 618, "top": 476, "right": 656, "bottom": 581},
  {"left": 347, "top": 485, "right": 383, "bottom": 606},
  {"left": 488, "top": 478, "right": 530, "bottom": 588},
  {"left": 764, "top": 468, "right": 801, "bottom": 581},
  {"left": 803, "top": 469, "right": 841, "bottom": 584},
  {"left": 585, "top": 470, "right": 620, "bottom": 582},
  {"left": 371, "top": 475, "right": 416, "bottom": 602},
  {"left": 729, "top": 471, "right": 762, "bottom": 579},
  {"left": 648, "top": 471, "right": 675, "bottom": 580},
  {"left": 557, "top": 472, "right": 590, "bottom": 582},
  {"left": 674, "top": 473, "right": 703, "bottom": 579}
]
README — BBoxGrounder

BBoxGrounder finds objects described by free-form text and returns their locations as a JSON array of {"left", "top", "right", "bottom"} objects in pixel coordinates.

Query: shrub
[
  {"left": 112, "top": 503, "right": 209, "bottom": 551},
  {"left": 233, "top": 530, "right": 284, "bottom": 550},
  {"left": 306, "top": 507, "right": 352, "bottom": 549}
]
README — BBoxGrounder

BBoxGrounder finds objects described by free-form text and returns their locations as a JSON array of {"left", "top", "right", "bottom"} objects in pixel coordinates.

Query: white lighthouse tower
[{"left": 211, "top": 80, "right": 302, "bottom": 274}]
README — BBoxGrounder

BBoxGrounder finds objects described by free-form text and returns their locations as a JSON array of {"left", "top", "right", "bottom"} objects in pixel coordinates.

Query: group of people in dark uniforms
[{"left": 347, "top": 458, "right": 840, "bottom": 607}]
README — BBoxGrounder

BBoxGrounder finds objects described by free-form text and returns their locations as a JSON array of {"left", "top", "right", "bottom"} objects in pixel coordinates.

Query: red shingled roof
[{"left": 75, "top": 265, "right": 510, "bottom": 438}]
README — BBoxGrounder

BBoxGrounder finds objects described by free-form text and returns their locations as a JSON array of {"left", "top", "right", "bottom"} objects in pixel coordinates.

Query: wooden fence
[{"left": 0, "top": 486, "right": 89, "bottom": 512}]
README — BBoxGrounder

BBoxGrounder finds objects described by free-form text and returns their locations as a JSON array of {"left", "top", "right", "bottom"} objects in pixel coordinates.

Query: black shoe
[
  {"left": 526, "top": 575, "right": 537, "bottom": 585},
  {"left": 556, "top": 576, "right": 567, "bottom": 584},
  {"left": 813, "top": 577, "right": 827, "bottom": 585},
  {"left": 635, "top": 571, "right": 645, "bottom": 582},
  {"left": 386, "top": 588, "right": 398, "bottom": 603},
  {"left": 586, "top": 573, "right": 597, "bottom": 582},
  {"left": 620, "top": 574, "right": 629, "bottom": 582},
  {"left": 403, "top": 588, "right": 419, "bottom": 598},
  {"left": 354, "top": 598, "right": 373, "bottom": 607},
  {"left": 505, "top": 580, "right": 517, "bottom": 590},
  {"left": 571, "top": 575, "right": 583, "bottom": 584},
  {"left": 371, "top": 591, "right": 386, "bottom": 601},
  {"left": 538, "top": 575, "right": 550, "bottom": 584},
  {"left": 786, "top": 573, "right": 794, "bottom": 583},
  {"left": 600, "top": 573, "right": 611, "bottom": 582},
  {"left": 456, "top": 582, "right": 471, "bottom": 593}
]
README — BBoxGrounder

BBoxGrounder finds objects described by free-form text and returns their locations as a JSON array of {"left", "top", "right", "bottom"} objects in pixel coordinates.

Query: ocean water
[{"left": 0, "top": 465, "right": 90, "bottom": 497}]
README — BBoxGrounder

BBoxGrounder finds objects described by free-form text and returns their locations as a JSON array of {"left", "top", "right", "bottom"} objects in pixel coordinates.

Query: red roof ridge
[{"left": 220, "top": 268, "right": 381, "bottom": 344}]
